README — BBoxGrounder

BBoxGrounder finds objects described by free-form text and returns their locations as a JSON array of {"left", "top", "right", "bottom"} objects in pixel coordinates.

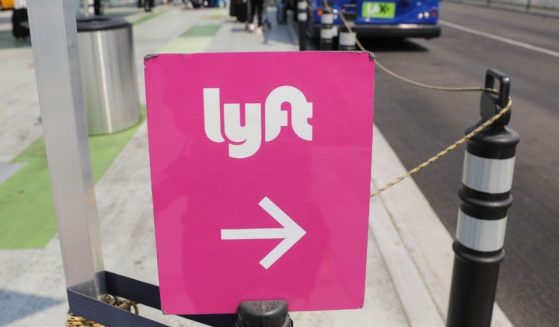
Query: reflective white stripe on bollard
[
  {"left": 456, "top": 211, "right": 508, "bottom": 252},
  {"left": 321, "top": 13, "right": 334, "bottom": 24},
  {"left": 297, "top": 1, "right": 307, "bottom": 21},
  {"left": 320, "top": 12, "right": 334, "bottom": 50},
  {"left": 462, "top": 153, "right": 515, "bottom": 194},
  {"left": 320, "top": 28, "right": 334, "bottom": 39},
  {"left": 338, "top": 30, "right": 356, "bottom": 50}
]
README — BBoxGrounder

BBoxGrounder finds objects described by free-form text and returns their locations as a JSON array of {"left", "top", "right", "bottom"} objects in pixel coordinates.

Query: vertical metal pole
[
  {"left": 446, "top": 69, "right": 519, "bottom": 327},
  {"left": 235, "top": 301, "right": 293, "bottom": 327},
  {"left": 320, "top": 9, "right": 334, "bottom": 50},
  {"left": 526, "top": 0, "right": 532, "bottom": 11},
  {"left": 297, "top": 0, "right": 307, "bottom": 51},
  {"left": 27, "top": 0, "right": 105, "bottom": 298}
]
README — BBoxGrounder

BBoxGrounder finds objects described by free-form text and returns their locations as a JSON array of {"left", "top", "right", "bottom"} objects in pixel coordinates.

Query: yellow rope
[
  {"left": 66, "top": 313, "right": 104, "bottom": 327},
  {"left": 319, "top": 1, "right": 512, "bottom": 197},
  {"left": 66, "top": 295, "right": 138, "bottom": 327},
  {"left": 370, "top": 98, "right": 512, "bottom": 197},
  {"left": 375, "top": 60, "right": 494, "bottom": 93}
]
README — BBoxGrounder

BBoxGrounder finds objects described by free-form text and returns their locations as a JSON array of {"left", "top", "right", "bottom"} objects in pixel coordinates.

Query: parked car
[{"left": 306, "top": 0, "right": 441, "bottom": 39}]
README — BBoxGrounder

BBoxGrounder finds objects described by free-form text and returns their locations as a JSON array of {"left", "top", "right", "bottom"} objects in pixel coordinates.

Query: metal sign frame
[
  {"left": 27, "top": 1, "right": 287, "bottom": 326},
  {"left": 28, "top": 0, "right": 105, "bottom": 299}
]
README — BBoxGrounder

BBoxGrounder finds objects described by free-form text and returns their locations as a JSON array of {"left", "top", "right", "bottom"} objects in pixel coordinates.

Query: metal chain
[
  {"left": 65, "top": 295, "right": 138, "bottom": 327},
  {"left": 319, "top": 0, "right": 511, "bottom": 197}
]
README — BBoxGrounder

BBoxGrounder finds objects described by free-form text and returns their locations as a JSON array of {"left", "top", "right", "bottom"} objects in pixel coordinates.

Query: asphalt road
[{"left": 357, "top": 3, "right": 559, "bottom": 327}]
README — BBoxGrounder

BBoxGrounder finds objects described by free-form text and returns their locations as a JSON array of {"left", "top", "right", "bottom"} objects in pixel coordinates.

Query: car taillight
[
  {"left": 317, "top": 8, "right": 324, "bottom": 16},
  {"left": 430, "top": 9, "right": 438, "bottom": 17}
]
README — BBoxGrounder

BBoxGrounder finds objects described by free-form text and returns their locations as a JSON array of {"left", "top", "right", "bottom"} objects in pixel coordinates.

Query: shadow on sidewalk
[
  {"left": 0, "top": 289, "right": 64, "bottom": 326},
  {"left": 0, "top": 30, "right": 30, "bottom": 50}
]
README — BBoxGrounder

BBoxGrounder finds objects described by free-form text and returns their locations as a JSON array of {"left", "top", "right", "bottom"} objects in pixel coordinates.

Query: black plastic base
[
  {"left": 320, "top": 39, "right": 333, "bottom": 50},
  {"left": 446, "top": 242, "right": 504, "bottom": 327},
  {"left": 298, "top": 22, "right": 307, "bottom": 51},
  {"left": 235, "top": 301, "right": 292, "bottom": 327}
]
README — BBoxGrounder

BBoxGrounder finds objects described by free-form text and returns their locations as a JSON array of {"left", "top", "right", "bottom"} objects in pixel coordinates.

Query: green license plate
[{"left": 362, "top": 2, "right": 396, "bottom": 19}]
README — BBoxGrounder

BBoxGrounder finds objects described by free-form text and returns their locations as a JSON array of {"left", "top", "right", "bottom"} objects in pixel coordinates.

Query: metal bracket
[
  {"left": 68, "top": 272, "right": 294, "bottom": 327},
  {"left": 68, "top": 271, "right": 237, "bottom": 327}
]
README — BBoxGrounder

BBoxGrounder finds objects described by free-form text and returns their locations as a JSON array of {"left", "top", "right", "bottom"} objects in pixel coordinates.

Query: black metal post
[
  {"left": 236, "top": 300, "right": 293, "bottom": 327},
  {"left": 446, "top": 69, "right": 519, "bottom": 327},
  {"left": 319, "top": 9, "right": 333, "bottom": 50},
  {"left": 297, "top": 0, "right": 307, "bottom": 51}
]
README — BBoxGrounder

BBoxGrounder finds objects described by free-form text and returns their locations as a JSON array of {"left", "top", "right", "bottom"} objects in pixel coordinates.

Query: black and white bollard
[
  {"left": 297, "top": 0, "right": 307, "bottom": 51},
  {"left": 446, "top": 69, "right": 519, "bottom": 327},
  {"left": 320, "top": 10, "right": 334, "bottom": 50},
  {"left": 235, "top": 300, "right": 293, "bottom": 327},
  {"left": 276, "top": 0, "right": 287, "bottom": 24},
  {"left": 93, "top": 0, "right": 103, "bottom": 15},
  {"left": 338, "top": 27, "right": 356, "bottom": 50}
]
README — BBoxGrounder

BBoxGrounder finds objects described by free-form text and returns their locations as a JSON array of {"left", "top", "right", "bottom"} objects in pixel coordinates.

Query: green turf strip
[
  {"left": 180, "top": 24, "right": 222, "bottom": 38},
  {"left": 132, "top": 8, "right": 169, "bottom": 25},
  {"left": 0, "top": 108, "right": 145, "bottom": 249},
  {"left": 159, "top": 24, "right": 222, "bottom": 53},
  {"left": 0, "top": 22, "right": 223, "bottom": 249}
]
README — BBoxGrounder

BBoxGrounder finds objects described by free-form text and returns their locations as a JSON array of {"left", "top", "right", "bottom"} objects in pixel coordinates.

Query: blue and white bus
[{"left": 306, "top": 0, "right": 441, "bottom": 39}]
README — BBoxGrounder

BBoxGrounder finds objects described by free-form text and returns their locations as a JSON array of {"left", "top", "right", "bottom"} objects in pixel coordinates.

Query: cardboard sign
[{"left": 145, "top": 52, "right": 374, "bottom": 314}]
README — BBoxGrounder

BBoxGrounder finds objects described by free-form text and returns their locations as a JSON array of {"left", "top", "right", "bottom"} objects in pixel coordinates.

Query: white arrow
[{"left": 221, "top": 196, "right": 306, "bottom": 269}]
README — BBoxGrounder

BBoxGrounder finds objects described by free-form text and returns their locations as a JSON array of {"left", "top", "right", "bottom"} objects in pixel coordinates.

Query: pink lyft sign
[{"left": 145, "top": 52, "right": 374, "bottom": 314}]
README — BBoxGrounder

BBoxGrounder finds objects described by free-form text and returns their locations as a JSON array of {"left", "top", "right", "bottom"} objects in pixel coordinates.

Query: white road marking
[{"left": 440, "top": 20, "right": 559, "bottom": 59}]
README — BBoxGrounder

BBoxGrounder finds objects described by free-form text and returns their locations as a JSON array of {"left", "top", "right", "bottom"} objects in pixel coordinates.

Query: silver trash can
[{"left": 77, "top": 17, "right": 140, "bottom": 135}]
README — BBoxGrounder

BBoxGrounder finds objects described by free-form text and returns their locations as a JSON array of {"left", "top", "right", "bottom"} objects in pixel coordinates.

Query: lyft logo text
[{"left": 203, "top": 86, "right": 313, "bottom": 159}]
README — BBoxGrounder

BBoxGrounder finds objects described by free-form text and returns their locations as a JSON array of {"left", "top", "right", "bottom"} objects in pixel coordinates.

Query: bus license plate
[{"left": 362, "top": 2, "right": 396, "bottom": 19}]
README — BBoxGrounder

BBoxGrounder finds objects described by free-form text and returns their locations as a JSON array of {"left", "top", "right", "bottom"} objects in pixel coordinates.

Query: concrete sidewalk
[{"left": 0, "top": 4, "right": 512, "bottom": 326}]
